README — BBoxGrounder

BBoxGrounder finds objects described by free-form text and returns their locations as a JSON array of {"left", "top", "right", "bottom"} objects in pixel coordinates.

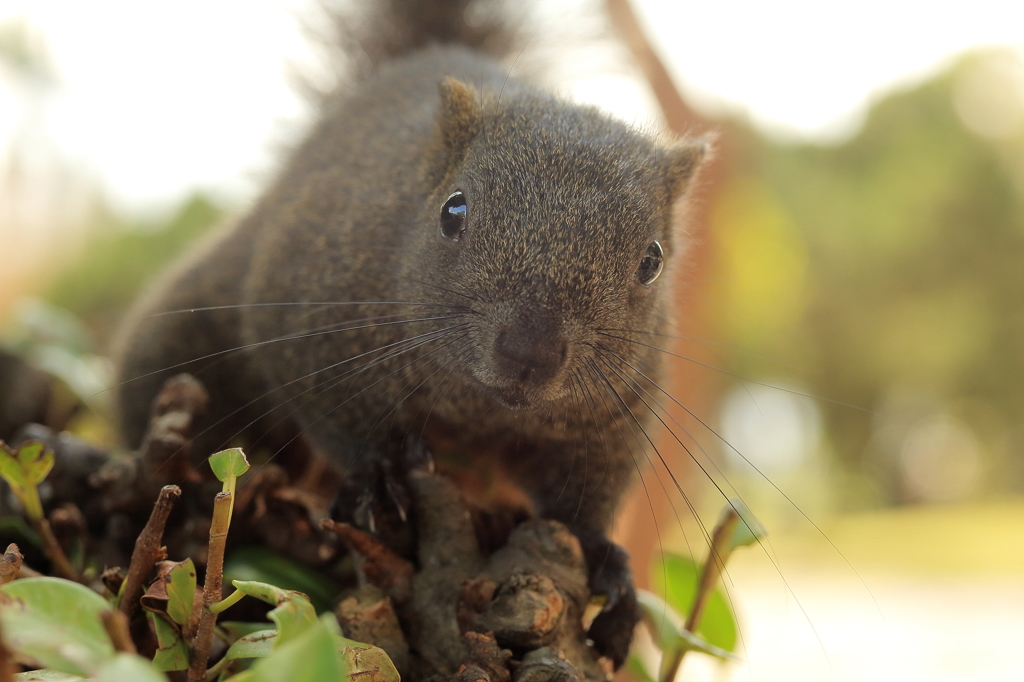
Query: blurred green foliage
[
  {"left": 650, "top": 553, "right": 737, "bottom": 653},
  {"left": 44, "top": 195, "right": 223, "bottom": 345},
  {"left": 709, "top": 49, "right": 1024, "bottom": 504}
]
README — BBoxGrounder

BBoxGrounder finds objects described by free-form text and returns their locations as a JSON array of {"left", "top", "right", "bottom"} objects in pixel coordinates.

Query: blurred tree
[
  {"left": 709, "top": 49, "right": 1024, "bottom": 504},
  {"left": 44, "top": 194, "right": 224, "bottom": 345}
]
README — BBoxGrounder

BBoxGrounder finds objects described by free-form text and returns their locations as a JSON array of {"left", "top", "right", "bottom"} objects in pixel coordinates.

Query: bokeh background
[{"left": 1, "top": 1, "right": 1022, "bottom": 680}]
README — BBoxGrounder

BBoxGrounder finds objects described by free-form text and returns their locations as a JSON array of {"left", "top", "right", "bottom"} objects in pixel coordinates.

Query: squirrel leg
[
  {"left": 525, "top": 448, "right": 640, "bottom": 668},
  {"left": 575, "top": 530, "right": 641, "bottom": 669}
]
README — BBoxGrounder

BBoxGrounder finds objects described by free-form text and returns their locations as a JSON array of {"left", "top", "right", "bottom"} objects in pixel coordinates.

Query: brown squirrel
[{"left": 113, "top": 0, "right": 706, "bottom": 666}]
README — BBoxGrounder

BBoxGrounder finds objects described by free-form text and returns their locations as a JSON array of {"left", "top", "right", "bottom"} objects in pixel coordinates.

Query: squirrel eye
[
  {"left": 636, "top": 240, "right": 664, "bottom": 287},
  {"left": 440, "top": 191, "right": 467, "bottom": 241}
]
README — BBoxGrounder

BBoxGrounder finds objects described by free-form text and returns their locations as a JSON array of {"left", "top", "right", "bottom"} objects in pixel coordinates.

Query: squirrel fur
[{"left": 113, "top": 0, "right": 706, "bottom": 667}]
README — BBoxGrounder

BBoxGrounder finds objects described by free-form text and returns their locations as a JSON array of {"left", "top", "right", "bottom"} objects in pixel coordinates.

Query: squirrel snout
[{"left": 493, "top": 322, "right": 569, "bottom": 389}]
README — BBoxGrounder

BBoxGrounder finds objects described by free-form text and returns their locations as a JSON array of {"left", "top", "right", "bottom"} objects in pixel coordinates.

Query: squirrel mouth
[
  {"left": 489, "top": 381, "right": 565, "bottom": 410},
  {"left": 496, "top": 385, "right": 532, "bottom": 408}
]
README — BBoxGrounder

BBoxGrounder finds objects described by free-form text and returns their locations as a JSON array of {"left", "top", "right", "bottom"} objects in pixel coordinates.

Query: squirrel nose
[{"left": 494, "top": 320, "right": 569, "bottom": 386}]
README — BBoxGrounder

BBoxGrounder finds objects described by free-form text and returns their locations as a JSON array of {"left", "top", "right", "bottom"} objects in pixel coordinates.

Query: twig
[
  {"left": 662, "top": 509, "right": 740, "bottom": 681},
  {"left": 321, "top": 519, "right": 414, "bottom": 601},
  {"left": 684, "top": 510, "right": 740, "bottom": 633},
  {"left": 100, "top": 610, "right": 138, "bottom": 654},
  {"left": 0, "top": 620, "right": 16, "bottom": 682},
  {"left": 31, "top": 517, "right": 79, "bottom": 583},
  {"left": 119, "top": 485, "right": 182, "bottom": 619},
  {"left": 0, "top": 544, "right": 21, "bottom": 585},
  {"left": 188, "top": 491, "right": 232, "bottom": 682},
  {"left": 604, "top": 0, "right": 704, "bottom": 134}
]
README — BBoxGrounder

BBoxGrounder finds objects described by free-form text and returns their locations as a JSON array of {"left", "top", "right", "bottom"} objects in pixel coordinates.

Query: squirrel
[{"left": 112, "top": 0, "right": 706, "bottom": 667}]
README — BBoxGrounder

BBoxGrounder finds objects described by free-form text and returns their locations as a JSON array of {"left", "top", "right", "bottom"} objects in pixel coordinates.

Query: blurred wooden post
[{"left": 605, "top": 0, "right": 729, "bottom": 590}]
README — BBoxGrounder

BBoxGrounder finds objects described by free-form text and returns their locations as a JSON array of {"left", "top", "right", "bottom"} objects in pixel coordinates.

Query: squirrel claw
[
  {"left": 332, "top": 437, "right": 430, "bottom": 547},
  {"left": 580, "top": 536, "right": 641, "bottom": 669},
  {"left": 353, "top": 490, "right": 377, "bottom": 534},
  {"left": 384, "top": 474, "right": 408, "bottom": 523}
]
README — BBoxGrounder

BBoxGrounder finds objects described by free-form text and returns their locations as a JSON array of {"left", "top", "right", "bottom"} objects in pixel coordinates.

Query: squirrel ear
[
  {"left": 663, "top": 136, "right": 712, "bottom": 199},
  {"left": 438, "top": 77, "right": 482, "bottom": 152}
]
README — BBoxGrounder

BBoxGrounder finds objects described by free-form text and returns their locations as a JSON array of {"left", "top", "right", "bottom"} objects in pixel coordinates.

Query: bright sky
[{"left": 1, "top": 0, "right": 1023, "bottom": 211}]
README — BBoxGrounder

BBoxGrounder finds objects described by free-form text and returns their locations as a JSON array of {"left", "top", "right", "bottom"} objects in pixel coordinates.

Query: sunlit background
[{"left": 2, "top": 1, "right": 1023, "bottom": 680}]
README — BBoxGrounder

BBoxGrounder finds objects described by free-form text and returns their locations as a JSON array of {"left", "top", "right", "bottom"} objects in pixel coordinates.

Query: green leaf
[
  {"left": 222, "top": 672, "right": 254, "bottom": 682},
  {"left": 674, "top": 626, "right": 737, "bottom": 661},
  {"left": 338, "top": 638, "right": 400, "bottom": 682},
  {"left": 636, "top": 589, "right": 685, "bottom": 653},
  {"left": 224, "top": 547, "right": 338, "bottom": 613},
  {"left": 2, "top": 441, "right": 55, "bottom": 487},
  {"left": 0, "top": 443, "right": 28, "bottom": 490},
  {"left": 209, "top": 448, "right": 249, "bottom": 483},
  {"left": 229, "top": 580, "right": 294, "bottom": 606},
  {"left": 147, "top": 612, "right": 189, "bottom": 672},
  {"left": 165, "top": 559, "right": 196, "bottom": 626},
  {"left": 25, "top": 446, "right": 55, "bottom": 485},
  {"left": 91, "top": 653, "right": 169, "bottom": 682},
  {"left": 0, "top": 441, "right": 54, "bottom": 520},
  {"left": 726, "top": 499, "right": 767, "bottom": 550},
  {"left": 0, "top": 577, "right": 114, "bottom": 675},
  {"left": 626, "top": 653, "right": 656, "bottom": 682},
  {"left": 16, "top": 441, "right": 43, "bottom": 466},
  {"left": 219, "top": 621, "right": 276, "bottom": 641},
  {"left": 243, "top": 615, "right": 346, "bottom": 682},
  {"left": 222, "top": 615, "right": 398, "bottom": 682},
  {"left": 650, "top": 553, "right": 739, "bottom": 653},
  {"left": 225, "top": 629, "right": 278, "bottom": 660},
  {"left": 230, "top": 580, "right": 317, "bottom": 646},
  {"left": 636, "top": 589, "right": 736, "bottom": 663}
]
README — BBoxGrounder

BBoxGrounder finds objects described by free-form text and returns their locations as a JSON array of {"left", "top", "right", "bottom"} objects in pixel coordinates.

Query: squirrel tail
[{"left": 330, "top": 0, "right": 523, "bottom": 70}]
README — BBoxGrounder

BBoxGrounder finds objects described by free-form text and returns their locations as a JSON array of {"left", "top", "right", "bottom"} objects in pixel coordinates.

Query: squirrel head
[{"left": 414, "top": 77, "right": 707, "bottom": 409}]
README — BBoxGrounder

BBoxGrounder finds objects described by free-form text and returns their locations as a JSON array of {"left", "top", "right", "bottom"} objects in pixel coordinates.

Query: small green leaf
[
  {"left": 338, "top": 639, "right": 401, "bottom": 682},
  {"left": 230, "top": 580, "right": 317, "bottom": 646},
  {"left": 726, "top": 499, "right": 767, "bottom": 550},
  {"left": 16, "top": 442, "right": 43, "bottom": 466},
  {"left": 229, "top": 580, "right": 294, "bottom": 606},
  {"left": 209, "top": 448, "right": 249, "bottom": 483},
  {"left": 25, "top": 448, "right": 55, "bottom": 485},
  {"left": 165, "top": 559, "right": 196, "bottom": 626},
  {"left": 223, "top": 615, "right": 398, "bottom": 682},
  {"left": 636, "top": 589, "right": 686, "bottom": 653},
  {"left": 219, "top": 621, "right": 276, "bottom": 641},
  {"left": 0, "top": 443, "right": 28, "bottom": 490},
  {"left": 674, "top": 627, "right": 737, "bottom": 661},
  {"left": 91, "top": 653, "right": 169, "bottom": 682},
  {"left": 0, "top": 441, "right": 54, "bottom": 520},
  {"left": 244, "top": 615, "right": 346, "bottom": 682},
  {"left": 626, "top": 653, "right": 656, "bottom": 682},
  {"left": 651, "top": 553, "right": 739, "bottom": 653},
  {"left": 2, "top": 441, "right": 55, "bottom": 487},
  {"left": 225, "top": 629, "right": 278, "bottom": 660},
  {"left": 224, "top": 547, "right": 338, "bottom": 613},
  {"left": 0, "top": 577, "right": 115, "bottom": 675},
  {"left": 636, "top": 589, "right": 736, "bottom": 663},
  {"left": 222, "top": 672, "right": 254, "bottom": 682},
  {"left": 147, "top": 612, "right": 189, "bottom": 672}
]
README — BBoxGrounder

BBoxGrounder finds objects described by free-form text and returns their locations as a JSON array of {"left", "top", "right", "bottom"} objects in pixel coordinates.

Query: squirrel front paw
[
  {"left": 329, "top": 434, "right": 434, "bottom": 557},
  {"left": 580, "top": 536, "right": 641, "bottom": 668}
]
